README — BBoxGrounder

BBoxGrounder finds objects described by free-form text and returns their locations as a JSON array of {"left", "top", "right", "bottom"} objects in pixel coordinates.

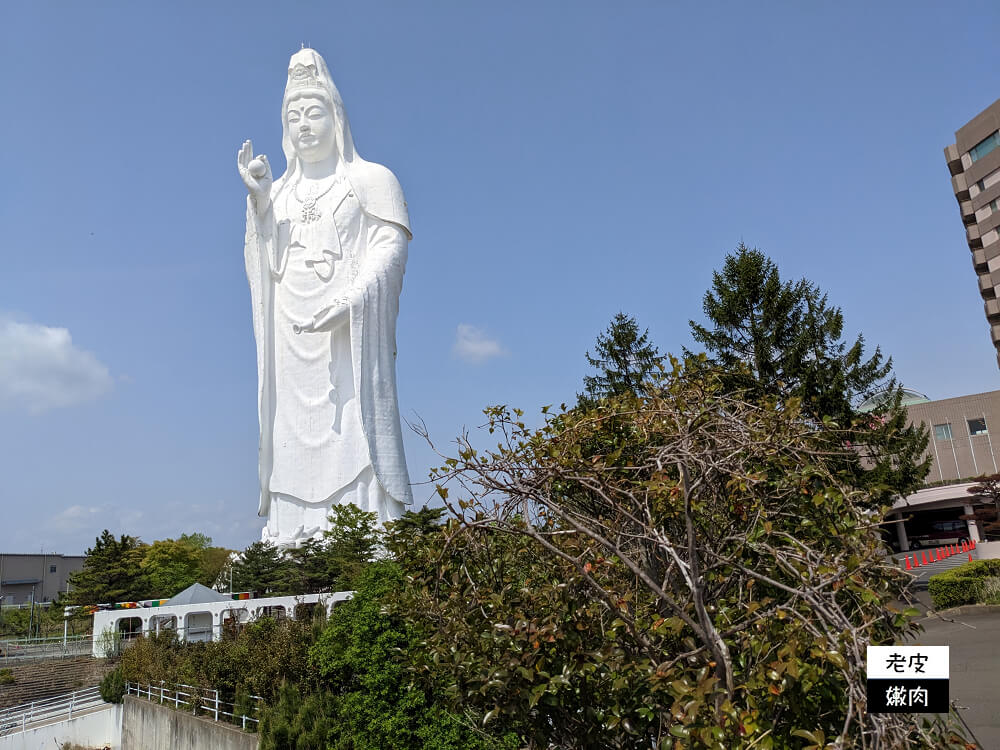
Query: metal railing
[
  {"left": 126, "top": 681, "right": 263, "bottom": 732},
  {"left": 0, "top": 601, "right": 54, "bottom": 611},
  {"left": 0, "top": 634, "right": 93, "bottom": 666},
  {"left": 0, "top": 685, "right": 104, "bottom": 737}
]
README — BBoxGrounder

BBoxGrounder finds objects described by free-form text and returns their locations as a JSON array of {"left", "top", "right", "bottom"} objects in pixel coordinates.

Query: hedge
[{"left": 927, "top": 558, "right": 1000, "bottom": 610}]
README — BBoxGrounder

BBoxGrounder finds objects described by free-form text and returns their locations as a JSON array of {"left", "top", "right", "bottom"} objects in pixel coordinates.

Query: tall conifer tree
[
  {"left": 64, "top": 530, "right": 149, "bottom": 605},
  {"left": 579, "top": 312, "right": 663, "bottom": 405},
  {"left": 689, "top": 243, "right": 929, "bottom": 502}
]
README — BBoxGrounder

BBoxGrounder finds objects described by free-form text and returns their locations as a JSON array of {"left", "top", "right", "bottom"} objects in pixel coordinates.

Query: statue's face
[{"left": 286, "top": 95, "right": 336, "bottom": 163}]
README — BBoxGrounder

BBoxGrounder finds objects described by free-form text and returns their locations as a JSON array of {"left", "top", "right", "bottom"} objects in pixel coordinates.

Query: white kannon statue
[{"left": 238, "top": 48, "right": 413, "bottom": 547}]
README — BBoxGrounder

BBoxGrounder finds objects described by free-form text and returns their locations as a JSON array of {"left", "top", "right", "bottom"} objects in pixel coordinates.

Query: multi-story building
[
  {"left": 944, "top": 97, "right": 1000, "bottom": 367},
  {"left": 0, "top": 553, "right": 86, "bottom": 605},
  {"left": 884, "top": 388, "right": 1000, "bottom": 551}
]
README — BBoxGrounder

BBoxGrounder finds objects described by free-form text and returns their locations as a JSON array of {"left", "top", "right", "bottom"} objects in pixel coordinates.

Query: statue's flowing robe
[{"left": 244, "top": 161, "right": 413, "bottom": 536}]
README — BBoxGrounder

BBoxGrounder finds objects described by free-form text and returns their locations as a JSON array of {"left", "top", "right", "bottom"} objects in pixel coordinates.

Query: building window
[
  {"left": 934, "top": 423, "right": 953, "bottom": 441},
  {"left": 981, "top": 166, "right": 1000, "bottom": 193},
  {"left": 49, "top": 565, "right": 57, "bottom": 574},
  {"left": 971, "top": 131, "right": 1000, "bottom": 163},
  {"left": 968, "top": 417, "right": 989, "bottom": 436}
]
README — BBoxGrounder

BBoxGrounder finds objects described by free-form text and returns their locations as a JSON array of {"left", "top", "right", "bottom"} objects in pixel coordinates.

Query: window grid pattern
[{"left": 934, "top": 423, "right": 953, "bottom": 441}]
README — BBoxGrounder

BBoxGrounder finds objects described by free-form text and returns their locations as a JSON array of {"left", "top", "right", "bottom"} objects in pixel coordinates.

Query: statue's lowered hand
[
  {"left": 237, "top": 140, "right": 273, "bottom": 212},
  {"left": 293, "top": 301, "right": 350, "bottom": 334}
]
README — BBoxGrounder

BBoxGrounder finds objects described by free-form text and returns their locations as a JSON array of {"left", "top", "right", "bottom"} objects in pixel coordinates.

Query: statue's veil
[{"left": 272, "top": 48, "right": 361, "bottom": 200}]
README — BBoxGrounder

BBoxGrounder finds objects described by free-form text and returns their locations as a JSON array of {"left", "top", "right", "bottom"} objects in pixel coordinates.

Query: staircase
[{"left": 0, "top": 656, "right": 115, "bottom": 709}]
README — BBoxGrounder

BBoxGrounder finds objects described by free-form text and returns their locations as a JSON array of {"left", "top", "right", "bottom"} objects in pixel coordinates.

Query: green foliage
[
  {"left": 258, "top": 683, "right": 336, "bottom": 750},
  {"left": 179, "top": 533, "right": 234, "bottom": 588},
  {"left": 0, "top": 602, "right": 90, "bottom": 639},
  {"left": 64, "top": 530, "right": 149, "bottom": 606},
  {"left": 301, "top": 561, "right": 503, "bottom": 750},
  {"left": 120, "top": 617, "right": 315, "bottom": 705},
  {"left": 319, "top": 504, "right": 381, "bottom": 589},
  {"left": 689, "top": 243, "right": 929, "bottom": 502},
  {"left": 232, "top": 506, "right": 382, "bottom": 597},
  {"left": 408, "top": 361, "right": 968, "bottom": 749},
  {"left": 231, "top": 541, "right": 288, "bottom": 595},
  {"left": 579, "top": 311, "right": 663, "bottom": 404},
  {"left": 100, "top": 666, "right": 126, "bottom": 703},
  {"left": 928, "top": 558, "right": 1000, "bottom": 610},
  {"left": 63, "top": 530, "right": 234, "bottom": 606},
  {"left": 0, "top": 668, "right": 14, "bottom": 685},
  {"left": 141, "top": 539, "right": 204, "bottom": 598}
]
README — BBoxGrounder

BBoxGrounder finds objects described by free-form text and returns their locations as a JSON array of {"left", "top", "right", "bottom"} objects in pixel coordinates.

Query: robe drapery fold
[{"left": 244, "top": 164, "right": 413, "bottom": 527}]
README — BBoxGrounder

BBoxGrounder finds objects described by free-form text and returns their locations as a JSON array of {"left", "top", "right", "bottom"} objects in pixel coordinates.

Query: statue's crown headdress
[
  {"left": 288, "top": 62, "right": 321, "bottom": 90},
  {"left": 285, "top": 48, "right": 330, "bottom": 97}
]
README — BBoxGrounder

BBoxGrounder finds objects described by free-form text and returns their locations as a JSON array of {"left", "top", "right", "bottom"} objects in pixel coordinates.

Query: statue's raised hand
[{"left": 237, "top": 140, "right": 273, "bottom": 213}]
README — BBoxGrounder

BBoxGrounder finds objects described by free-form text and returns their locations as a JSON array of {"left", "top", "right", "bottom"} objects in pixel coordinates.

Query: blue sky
[{"left": 2, "top": 2, "right": 999, "bottom": 554}]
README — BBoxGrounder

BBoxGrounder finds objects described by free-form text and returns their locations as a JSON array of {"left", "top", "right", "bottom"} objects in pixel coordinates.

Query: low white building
[{"left": 90, "top": 583, "right": 352, "bottom": 657}]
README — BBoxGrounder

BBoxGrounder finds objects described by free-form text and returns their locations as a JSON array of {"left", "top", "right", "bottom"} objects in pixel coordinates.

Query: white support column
[
  {"left": 894, "top": 515, "right": 910, "bottom": 552},
  {"left": 964, "top": 503, "right": 982, "bottom": 542}
]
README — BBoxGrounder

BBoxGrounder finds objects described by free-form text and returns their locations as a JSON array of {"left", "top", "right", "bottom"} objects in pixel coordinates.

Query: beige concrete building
[
  {"left": 885, "top": 389, "right": 1000, "bottom": 550},
  {"left": 907, "top": 389, "right": 1000, "bottom": 483},
  {"left": 0, "top": 553, "right": 85, "bottom": 605},
  {"left": 944, "top": 98, "right": 1000, "bottom": 367}
]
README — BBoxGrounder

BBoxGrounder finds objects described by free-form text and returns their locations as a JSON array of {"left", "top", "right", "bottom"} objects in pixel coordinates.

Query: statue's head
[
  {"left": 278, "top": 48, "right": 356, "bottom": 176},
  {"left": 286, "top": 94, "right": 336, "bottom": 163}
]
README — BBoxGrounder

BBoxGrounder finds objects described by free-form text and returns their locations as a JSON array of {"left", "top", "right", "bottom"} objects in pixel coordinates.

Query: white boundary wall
[
  {"left": 92, "top": 591, "right": 352, "bottom": 656},
  {"left": 0, "top": 704, "right": 122, "bottom": 750}
]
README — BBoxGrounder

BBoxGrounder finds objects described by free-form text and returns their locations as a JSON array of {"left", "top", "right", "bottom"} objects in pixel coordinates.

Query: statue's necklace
[{"left": 293, "top": 175, "right": 338, "bottom": 224}]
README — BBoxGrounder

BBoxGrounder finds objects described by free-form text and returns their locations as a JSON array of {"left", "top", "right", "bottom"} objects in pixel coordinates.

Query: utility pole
[{"left": 28, "top": 586, "right": 35, "bottom": 640}]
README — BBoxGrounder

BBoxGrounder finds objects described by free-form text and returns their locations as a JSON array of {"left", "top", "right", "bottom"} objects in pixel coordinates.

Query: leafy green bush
[
  {"left": 100, "top": 666, "right": 126, "bottom": 703},
  {"left": 928, "top": 559, "right": 1000, "bottom": 610},
  {"left": 0, "top": 668, "right": 14, "bottom": 685},
  {"left": 258, "top": 683, "right": 335, "bottom": 750},
  {"left": 120, "top": 618, "right": 314, "bottom": 705},
  {"left": 299, "top": 561, "right": 510, "bottom": 750}
]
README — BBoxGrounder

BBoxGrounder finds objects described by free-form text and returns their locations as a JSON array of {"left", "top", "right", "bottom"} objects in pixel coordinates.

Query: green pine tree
[
  {"left": 689, "top": 243, "right": 929, "bottom": 502},
  {"left": 578, "top": 312, "right": 663, "bottom": 405},
  {"left": 231, "top": 541, "right": 288, "bottom": 595},
  {"left": 64, "top": 530, "right": 149, "bottom": 606}
]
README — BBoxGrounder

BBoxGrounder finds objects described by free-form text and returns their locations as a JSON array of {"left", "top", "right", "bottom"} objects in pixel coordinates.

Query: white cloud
[
  {"left": 0, "top": 316, "right": 113, "bottom": 413},
  {"left": 453, "top": 323, "right": 507, "bottom": 364},
  {"left": 51, "top": 504, "right": 113, "bottom": 534}
]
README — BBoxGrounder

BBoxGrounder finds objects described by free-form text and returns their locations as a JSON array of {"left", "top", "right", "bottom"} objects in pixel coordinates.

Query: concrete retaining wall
[
  {"left": 973, "top": 540, "right": 1000, "bottom": 559},
  {"left": 121, "top": 696, "right": 258, "bottom": 750},
  {"left": 0, "top": 703, "right": 122, "bottom": 750}
]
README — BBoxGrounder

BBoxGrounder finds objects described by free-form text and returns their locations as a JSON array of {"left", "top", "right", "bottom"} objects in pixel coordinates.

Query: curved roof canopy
[{"left": 857, "top": 388, "right": 931, "bottom": 413}]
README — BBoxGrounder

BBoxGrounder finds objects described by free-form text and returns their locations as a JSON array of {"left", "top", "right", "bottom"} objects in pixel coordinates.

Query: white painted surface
[
  {"left": 0, "top": 703, "right": 122, "bottom": 750},
  {"left": 867, "top": 646, "right": 949, "bottom": 680},
  {"left": 970, "top": 540, "right": 1000, "bottom": 559},
  {"left": 238, "top": 48, "right": 413, "bottom": 548},
  {"left": 92, "top": 591, "right": 352, "bottom": 656}
]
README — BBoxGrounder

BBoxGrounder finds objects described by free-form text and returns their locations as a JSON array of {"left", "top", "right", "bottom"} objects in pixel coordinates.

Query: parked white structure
[{"left": 91, "top": 586, "right": 352, "bottom": 657}]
